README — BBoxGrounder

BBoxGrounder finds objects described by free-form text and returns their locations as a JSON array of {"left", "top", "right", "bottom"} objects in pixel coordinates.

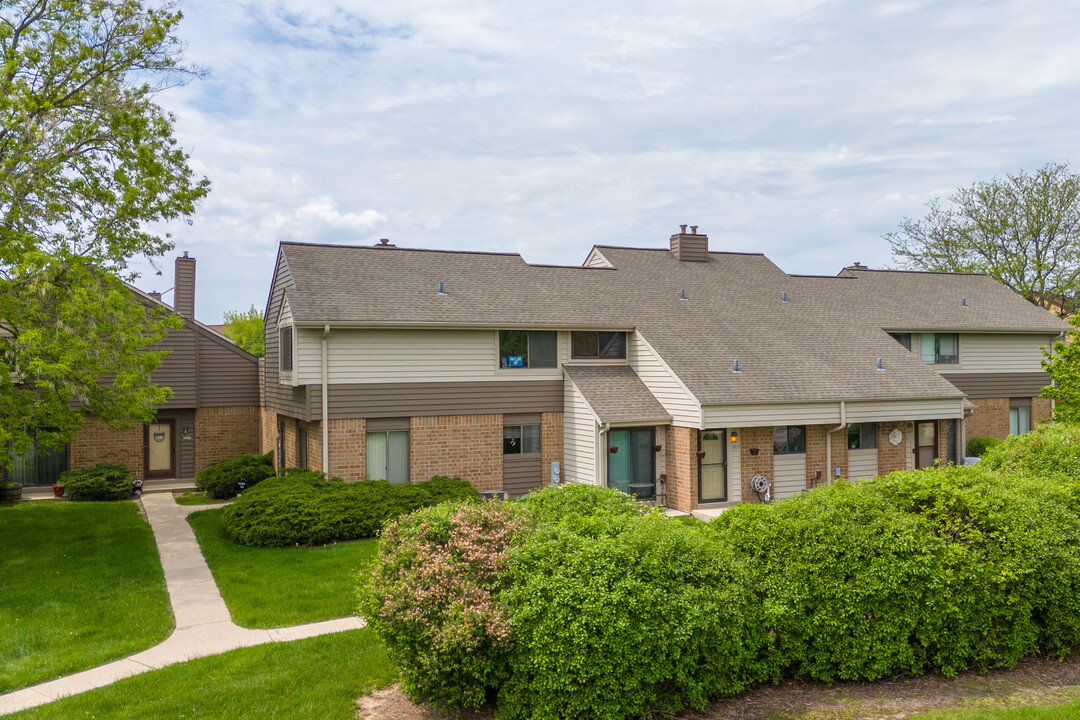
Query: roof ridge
[
  {"left": 281, "top": 241, "right": 522, "bottom": 258},
  {"left": 848, "top": 267, "right": 990, "bottom": 278},
  {"left": 594, "top": 245, "right": 767, "bottom": 257}
]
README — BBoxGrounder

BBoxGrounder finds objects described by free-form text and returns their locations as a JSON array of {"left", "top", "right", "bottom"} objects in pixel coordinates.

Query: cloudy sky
[{"left": 137, "top": 0, "right": 1080, "bottom": 323}]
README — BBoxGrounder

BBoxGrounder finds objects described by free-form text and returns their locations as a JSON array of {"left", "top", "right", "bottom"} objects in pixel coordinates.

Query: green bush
[
  {"left": 713, "top": 481, "right": 949, "bottom": 683},
  {"left": 981, "top": 422, "right": 1080, "bottom": 478},
  {"left": 61, "top": 464, "right": 133, "bottom": 501},
  {"left": 499, "top": 511, "right": 760, "bottom": 720},
  {"left": 222, "top": 474, "right": 479, "bottom": 547},
  {"left": 966, "top": 435, "right": 1000, "bottom": 458},
  {"left": 517, "top": 481, "right": 650, "bottom": 526},
  {"left": 361, "top": 502, "right": 526, "bottom": 711},
  {"left": 195, "top": 452, "right": 275, "bottom": 499}
]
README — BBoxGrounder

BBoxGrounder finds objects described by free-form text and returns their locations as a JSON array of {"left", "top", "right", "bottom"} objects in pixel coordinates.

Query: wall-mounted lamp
[{"left": 729, "top": 430, "right": 739, "bottom": 444}]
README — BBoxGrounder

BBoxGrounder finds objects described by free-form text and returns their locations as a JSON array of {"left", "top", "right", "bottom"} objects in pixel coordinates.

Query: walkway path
[{"left": 0, "top": 493, "right": 365, "bottom": 716}]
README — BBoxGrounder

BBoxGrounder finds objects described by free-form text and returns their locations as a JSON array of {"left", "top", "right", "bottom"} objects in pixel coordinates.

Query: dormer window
[
  {"left": 571, "top": 331, "right": 626, "bottom": 360},
  {"left": 279, "top": 326, "right": 294, "bottom": 372}
]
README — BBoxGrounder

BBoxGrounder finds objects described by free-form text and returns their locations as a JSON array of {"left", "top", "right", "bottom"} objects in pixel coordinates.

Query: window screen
[
  {"left": 367, "top": 431, "right": 409, "bottom": 483},
  {"left": 773, "top": 425, "right": 806, "bottom": 454},
  {"left": 503, "top": 425, "right": 540, "bottom": 454},
  {"left": 279, "top": 327, "right": 293, "bottom": 372},
  {"left": 847, "top": 423, "right": 877, "bottom": 449},
  {"left": 500, "top": 330, "right": 556, "bottom": 368},
  {"left": 920, "top": 333, "right": 959, "bottom": 364},
  {"left": 571, "top": 331, "right": 626, "bottom": 359}
]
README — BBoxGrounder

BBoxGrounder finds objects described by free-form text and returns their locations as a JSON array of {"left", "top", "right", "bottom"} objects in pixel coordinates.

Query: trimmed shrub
[
  {"left": 222, "top": 474, "right": 479, "bottom": 547},
  {"left": 361, "top": 502, "right": 526, "bottom": 711},
  {"left": 713, "top": 481, "right": 949, "bottom": 683},
  {"left": 499, "top": 511, "right": 760, "bottom": 720},
  {"left": 517, "top": 481, "right": 650, "bottom": 527},
  {"left": 61, "top": 464, "right": 133, "bottom": 501},
  {"left": 981, "top": 422, "right": 1080, "bottom": 478},
  {"left": 195, "top": 452, "right": 275, "bottom": 499},
  {"left": 966, "top": 435, "right": 1000, "bottom": 458}
]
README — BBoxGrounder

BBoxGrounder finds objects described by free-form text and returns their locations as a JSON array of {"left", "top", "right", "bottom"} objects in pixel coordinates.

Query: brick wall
[
  {"left": 665, "top": 425, "right": 699, "bottom": 512},
  {"left": 70, "top": 414, "right": 144, "bottom": 480},
  {"left": 965, "top": 398, "right": 1010, "bottom": 441},
  {"left": 326, "top": 418, "right": 366, "bottom": 482},
  {"left": 280, "top": 416, "right": 299, "bottom": 469},
  {"left": 410, "top": 414, "right": 502, "bottom": 492},
  {"left": 306, "top": 420, "right": 323, "bottom": 473},
  {"left": 1033, "top": 396, "right": 1053, "bottom": 426},
  {"left": 540, "top": 412, "right": 563, "bottom": 489},
  {"left": 804, "top": 424, "right": 849, "bottom": 488},
  {"left": 259, "top": 408, "right": 275, "bottom": 456},
  {"left": 877, "top": 421, "right": 908, "bottom": 475},
  {"left": 193, "top": 406, "right": 260, "bottom": 472},
  {"left": 740, "top": 426, "right": 773, "bottom": 503}
]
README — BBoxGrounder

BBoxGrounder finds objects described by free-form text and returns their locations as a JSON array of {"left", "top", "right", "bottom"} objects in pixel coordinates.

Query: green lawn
[
  {"left": 912, "top": 699, "right": 1080, "bottom": 719},
  {"left": 174, "top": 491, "right": 223, "bottom": 505},
  {"left": 0, "top": 502, "right": 173, "bottom": 693},
  {"left": 188, "top": 508, "right": 378, "bottom": 628},
  {"left": 6, "top": 629, "right": 395, "bottom": 720}
]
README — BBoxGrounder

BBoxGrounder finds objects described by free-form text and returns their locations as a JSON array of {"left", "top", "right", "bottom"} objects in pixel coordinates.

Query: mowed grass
[
  {"left": 7, "top": 629, "right": 395, "bottom": 720},
  {"left": 0, "top": 502, "right": 173, "bottom": 693},
  {"left": 912, "top": 699, "right": 1080, "bottom": 719},
  {"left": 174, "top": 491, "right": 224, "bottom": 506},
  {"left": 188, "top": 508, "right": 378, "bottom": 628}
]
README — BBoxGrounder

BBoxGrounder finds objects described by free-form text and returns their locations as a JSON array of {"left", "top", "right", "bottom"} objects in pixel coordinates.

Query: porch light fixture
[{"left": 729, "top": 430, "right": 739, "bottom": 443}]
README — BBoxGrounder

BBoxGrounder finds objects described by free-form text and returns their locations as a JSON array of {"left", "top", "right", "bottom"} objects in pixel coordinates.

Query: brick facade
[
  {"left": 665, "top": 425, "right": 699, "bottom": 512},
  {"left": 326, "top": 418, "right": 366, "bottom": 482},
  {"left": 739, "top": 426, "right": 773, "bottom": 503},
  {"left": 964, "top": 398, "right": 1010, "bottom": 442},
  {"left": 876, "top": 421, "right": 908, "bottom": 475},
  {"left": 409, "top": 414, "right": 502, "bottom": 492},
  {"left": 259, "top": 407, "right": 276, "bottom": 456},
  {"left": 193, "top": 406, "right": 260, "bottom": 472},
  {"left": 803, "top": 424, "right": 850, "bottom": 489},
  {"left": 70, "top": 414, "right": 145, "bottom": 480},
  {"left": 1034, "top": 396, "right": 1053, "bottom": 425},
  {"left": 306, "top": 420, "right": 324, "bottom": 474},
  {"left": 540, "top": 412, "right": 563, "bottom": 489}
]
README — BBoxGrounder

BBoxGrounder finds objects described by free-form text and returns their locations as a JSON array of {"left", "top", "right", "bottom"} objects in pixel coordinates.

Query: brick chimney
[
  {"left": 174, "top": 252, "right": 195, "bottom": 318},
  {"left": 147, "top": 291, "right": 163, "bottom": 304},
  {"left": 670, "top": 224, "right": 708, "bottom": 262}
]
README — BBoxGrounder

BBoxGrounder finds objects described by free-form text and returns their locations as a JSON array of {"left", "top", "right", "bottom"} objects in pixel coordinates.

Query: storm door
[{"left": 607, "top": 428, "right": 655, "bottom": 498}]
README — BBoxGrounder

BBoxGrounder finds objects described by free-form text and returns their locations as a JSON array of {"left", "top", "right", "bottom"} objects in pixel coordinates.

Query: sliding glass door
[{"left": 607, "top": 428, "right": 654, "bottom": 498}]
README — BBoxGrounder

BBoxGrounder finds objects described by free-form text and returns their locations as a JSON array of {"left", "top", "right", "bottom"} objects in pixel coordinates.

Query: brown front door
[
  {"left": 145, "top": 420, "right": 176, "bottom": 479},
  {"left": 915, "top": 421, "right": 937, "bottom": 469}
]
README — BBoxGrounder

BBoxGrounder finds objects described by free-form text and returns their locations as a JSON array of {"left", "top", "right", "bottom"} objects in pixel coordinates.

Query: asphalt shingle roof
[{"left": 564, "top": 365, "right": 671, "bottom": 424}]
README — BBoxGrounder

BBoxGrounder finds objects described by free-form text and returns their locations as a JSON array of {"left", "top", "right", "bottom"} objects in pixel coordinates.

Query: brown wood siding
[
  {"left": 309, "top": 380, "right": 564, "bottom": 420},
  {"left": 197, "top": 335, "right": 260, "bottom": 406},
  {"left": 151, "top": 327, "right": 198, "bottom": 407},
  {"left": 503, "top": 452, "right": 542, "bottom": 497},
  {"left": 940, "top": 372, "right": 1051, "bottom": 398},
  {"left": 263, "top": 251, "right": 309, "bottom": 419}
]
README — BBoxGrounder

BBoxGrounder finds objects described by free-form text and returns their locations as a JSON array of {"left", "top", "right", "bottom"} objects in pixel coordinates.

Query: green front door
[{"left": 607, "top": 428, "right": 655, "bottom": 498}]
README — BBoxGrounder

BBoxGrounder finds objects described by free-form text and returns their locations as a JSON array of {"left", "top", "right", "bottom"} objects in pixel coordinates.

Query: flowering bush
[{"left": 359, "top": 501, "right": 527, "bottom": 711}]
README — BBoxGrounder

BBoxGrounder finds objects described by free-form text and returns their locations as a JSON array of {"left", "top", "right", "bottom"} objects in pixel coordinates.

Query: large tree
[
  {"left": 1042, "top": 316, "right": 1080, "bottom": 423},
  {"left": 222, "top": 305, "right": 264, "bottom": 357},
  {"left": 0, "top": 0, "right": 209, "bottom": 471},
  {"left": 885, "top": 163, "right": 1080, "bottom": 317}
]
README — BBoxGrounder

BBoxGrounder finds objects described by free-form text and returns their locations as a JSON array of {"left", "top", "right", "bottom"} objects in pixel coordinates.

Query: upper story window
[
  {"left": 571, "top": 331, "right": 626, "bottom": 360},
  {"left": 499, "top": 330, "right": 556, "bottom": 369},
  {"left": 847, "top": 423, "right": 877, "bottom": 450},
  {"left": 503, "top": 425, "right": 541, "bottom": 454},
  {"left": 279, "top": 327, "right": 294, "bottom": 372},
  {"left": 888, "top": 333, "right": 912, "bottom": 351},
  {"left": 921, "top": 333, "right": 958, "bottom": 364},
  {"left": 773, "top": 425, "right": 806, "bottom": 454}
]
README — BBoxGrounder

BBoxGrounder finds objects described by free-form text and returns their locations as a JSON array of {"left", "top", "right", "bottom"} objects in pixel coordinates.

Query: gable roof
[{"left": 564, "top": 365, "right": 671, "bottom": 424}]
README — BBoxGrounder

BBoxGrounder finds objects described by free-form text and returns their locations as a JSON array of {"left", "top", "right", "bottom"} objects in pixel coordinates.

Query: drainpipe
[
  {"left": 600, "top": 421, "right": 610, "bottom": 487},
  {"left": 322, "top": 324, "right": 330, "bottom": 475},
  {"left": 825, "top": 401, "right": 847, "bottom": 485}
]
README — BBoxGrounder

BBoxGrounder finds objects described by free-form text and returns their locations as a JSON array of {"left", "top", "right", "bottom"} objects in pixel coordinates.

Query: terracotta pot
[
  {"left": 696, "top": 450, "right": 707, "bottom": 459},
  {"left": 52, "top": 484, "right": 65, "bottom": 497},
  {"left": 608, "top": 446, "right": 619, "bottom": 454}
]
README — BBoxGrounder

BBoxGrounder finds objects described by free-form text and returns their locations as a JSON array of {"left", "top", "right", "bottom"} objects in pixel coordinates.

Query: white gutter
[
  {"left": 322, "top": 324, "right": 330, "bottom": 475},
  {"left": 825, "top": 401, "right": 847, "bottom": 486}
]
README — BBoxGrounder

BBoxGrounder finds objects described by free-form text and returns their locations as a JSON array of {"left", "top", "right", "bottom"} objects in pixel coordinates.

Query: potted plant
[
  {"left": 0, "top": 481, "right": 22, "bottom": 504},
  {"left": 51, "top": 481, "right": 65, "bottom": 498}
]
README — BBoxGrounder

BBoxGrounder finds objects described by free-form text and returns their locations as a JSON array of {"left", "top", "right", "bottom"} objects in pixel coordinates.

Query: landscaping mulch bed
[{"left": 357, "top": 654, "right": 1080, "bottom": 720}]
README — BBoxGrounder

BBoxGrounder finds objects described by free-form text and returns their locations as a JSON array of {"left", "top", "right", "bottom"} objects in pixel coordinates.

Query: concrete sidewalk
[{"left": 0, "top": 493, "right": 365, "bottom": 716}]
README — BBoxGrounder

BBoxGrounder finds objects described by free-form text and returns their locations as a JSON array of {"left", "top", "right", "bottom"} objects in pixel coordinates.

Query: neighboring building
[
  {"left": 10, "top": 254, "right": 262, "bottom": 486},
  {"left": 262, "top": 228, "right": 1070, "bottom": 514}
]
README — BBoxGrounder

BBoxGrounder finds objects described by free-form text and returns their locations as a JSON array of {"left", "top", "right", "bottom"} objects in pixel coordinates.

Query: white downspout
[
  {"left": 825, "top": 401, "right": 847, "bottom": 485},
  {"left": 600, "top": 421, "right": 610, "bottom": 487},
  {"left": 322, "top": 324, "right": 330, "bottom": 475}
]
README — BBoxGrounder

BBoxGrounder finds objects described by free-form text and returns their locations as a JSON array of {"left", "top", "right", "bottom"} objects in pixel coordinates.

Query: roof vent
[
  {"left": 876, "top": 358, "right": 885, "bottom": 371},
  {"left": 679, "top": 288, "right": 688, "bottom": 301},
  {"left": 375, "top": 238, "right": 396, "bottom": 248},
  {"left": 670, "top": 225, "right": 708, "bottom": 262},
  {"left": 438, "top": 281, "right": 447, "bottom": 296},
  {"left": 733, "top": 359, "right": 742, "bottom": 374},
  {"left": 961, "top": 296, "right": 968, "bottom": 308},
  {"left": 781, "top": 290, "right": 789, "bottom": 303}
]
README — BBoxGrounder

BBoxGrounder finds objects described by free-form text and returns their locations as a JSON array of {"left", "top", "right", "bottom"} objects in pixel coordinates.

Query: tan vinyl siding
[
  {"left": 583, "top": 248, "right": 613, "bottom": 268},
  {"left": 728, "top": 432, "right": 742, "bottom": 502},
  {"left": 908, "top": 332, "right": 1056, "bottom": 373},
  {"left": 263, "top": 251, "right": 308, "bottom": 418},
  {"left": 703, "top": 402, "right": 840, "bottom": 428},
  {"left": 773, "top": 453, "right": 806, "bottom": 499},
  {"left": 844, "top": 397, "right": 964, "bottom": 422},
  {"left": 503, "top": 453, "right": 542, "bottom": 497},
  {"left": 848, "top": 448, "right": 878, "bottom": 480},
  {"left": 564, "top": 378, "right": 599, "bottom": 485},
  {"left": 628, "top": 331, "right": 700, "bottom": 427},
  {"left": 279, "top": 295, "right": 293, "bottom": 326},
  {"left": 906, "top": 427, "right": 915, "bottom": 471},
  {"left": 310, "top": 380, "right": 563, "bottom": 420}
]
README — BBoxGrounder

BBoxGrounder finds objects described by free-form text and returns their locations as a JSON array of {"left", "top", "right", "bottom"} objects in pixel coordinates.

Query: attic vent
[
  {"left": 961, "top": 296, "right": 968, "bottom": 308},
  {"left": 732, "top": 359, "right": 742, "bottom": 374},
  {"left": 438, "top": 281, "right": 447, "bottom": 296},
  {"left": 781, "top": 290, "right": 789, "bottom": 303},
  {"left": 679, "top": 288, "right": 688, "bottom": 301},
  {"left": 876, "top": 358, "right": 885, "bottom": 371},
  {"left": 375, "top": 238, "right": 396, "bottom": 248}
]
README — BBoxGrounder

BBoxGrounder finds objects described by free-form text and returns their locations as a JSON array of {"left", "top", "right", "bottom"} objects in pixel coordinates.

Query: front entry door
[
  {"left": 699, "top": 430, "right": 727, "bottom": 502},
  {"left": 915, "top": 421, "right": 937, "bottom": 469},
  {"left": 145, "top": 420, "right": 176, "bottom": 479},
  {"left": 607, "top": 428, "right": 655, "bottom": 498}
]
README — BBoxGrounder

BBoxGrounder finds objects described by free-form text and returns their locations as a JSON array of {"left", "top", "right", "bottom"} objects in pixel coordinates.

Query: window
[
  {"left": 277, "top": 418, "right": 285, "bottom": 469},
  {"left": 773, "top": 425, "right": 806, "bottom": 454},
  {"left": 847, "top": 423, "right": 877, "bottom": 450},
  {"left": 920, "top": 333, "right": 958, "bottom": 364},
  {"left": 499, "top": 330, "right": 557, "bottom": 369},
  {"left": 889, "top": 333, "right": 911, "bottom": 350},
  {"left": 366, "top": 431, "right": 409, "bottom": 483},
  {"left": 571, "top": 331, "right": 626, "bottom": 359},
  {"left": 503, "top": 425, "right": 541, "bottom": 454},
  {"left": 1009, "top": 400, "right": 1031, "bottom": 436},
  {"left": 279, "top": 326, "right": 294, "bottom": 372},
  {"left": 297, "top": 421, "right": 308, "bottom": 469},
  {"left": 607, "top": 427, "right": 655, "bottom": 498}
]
